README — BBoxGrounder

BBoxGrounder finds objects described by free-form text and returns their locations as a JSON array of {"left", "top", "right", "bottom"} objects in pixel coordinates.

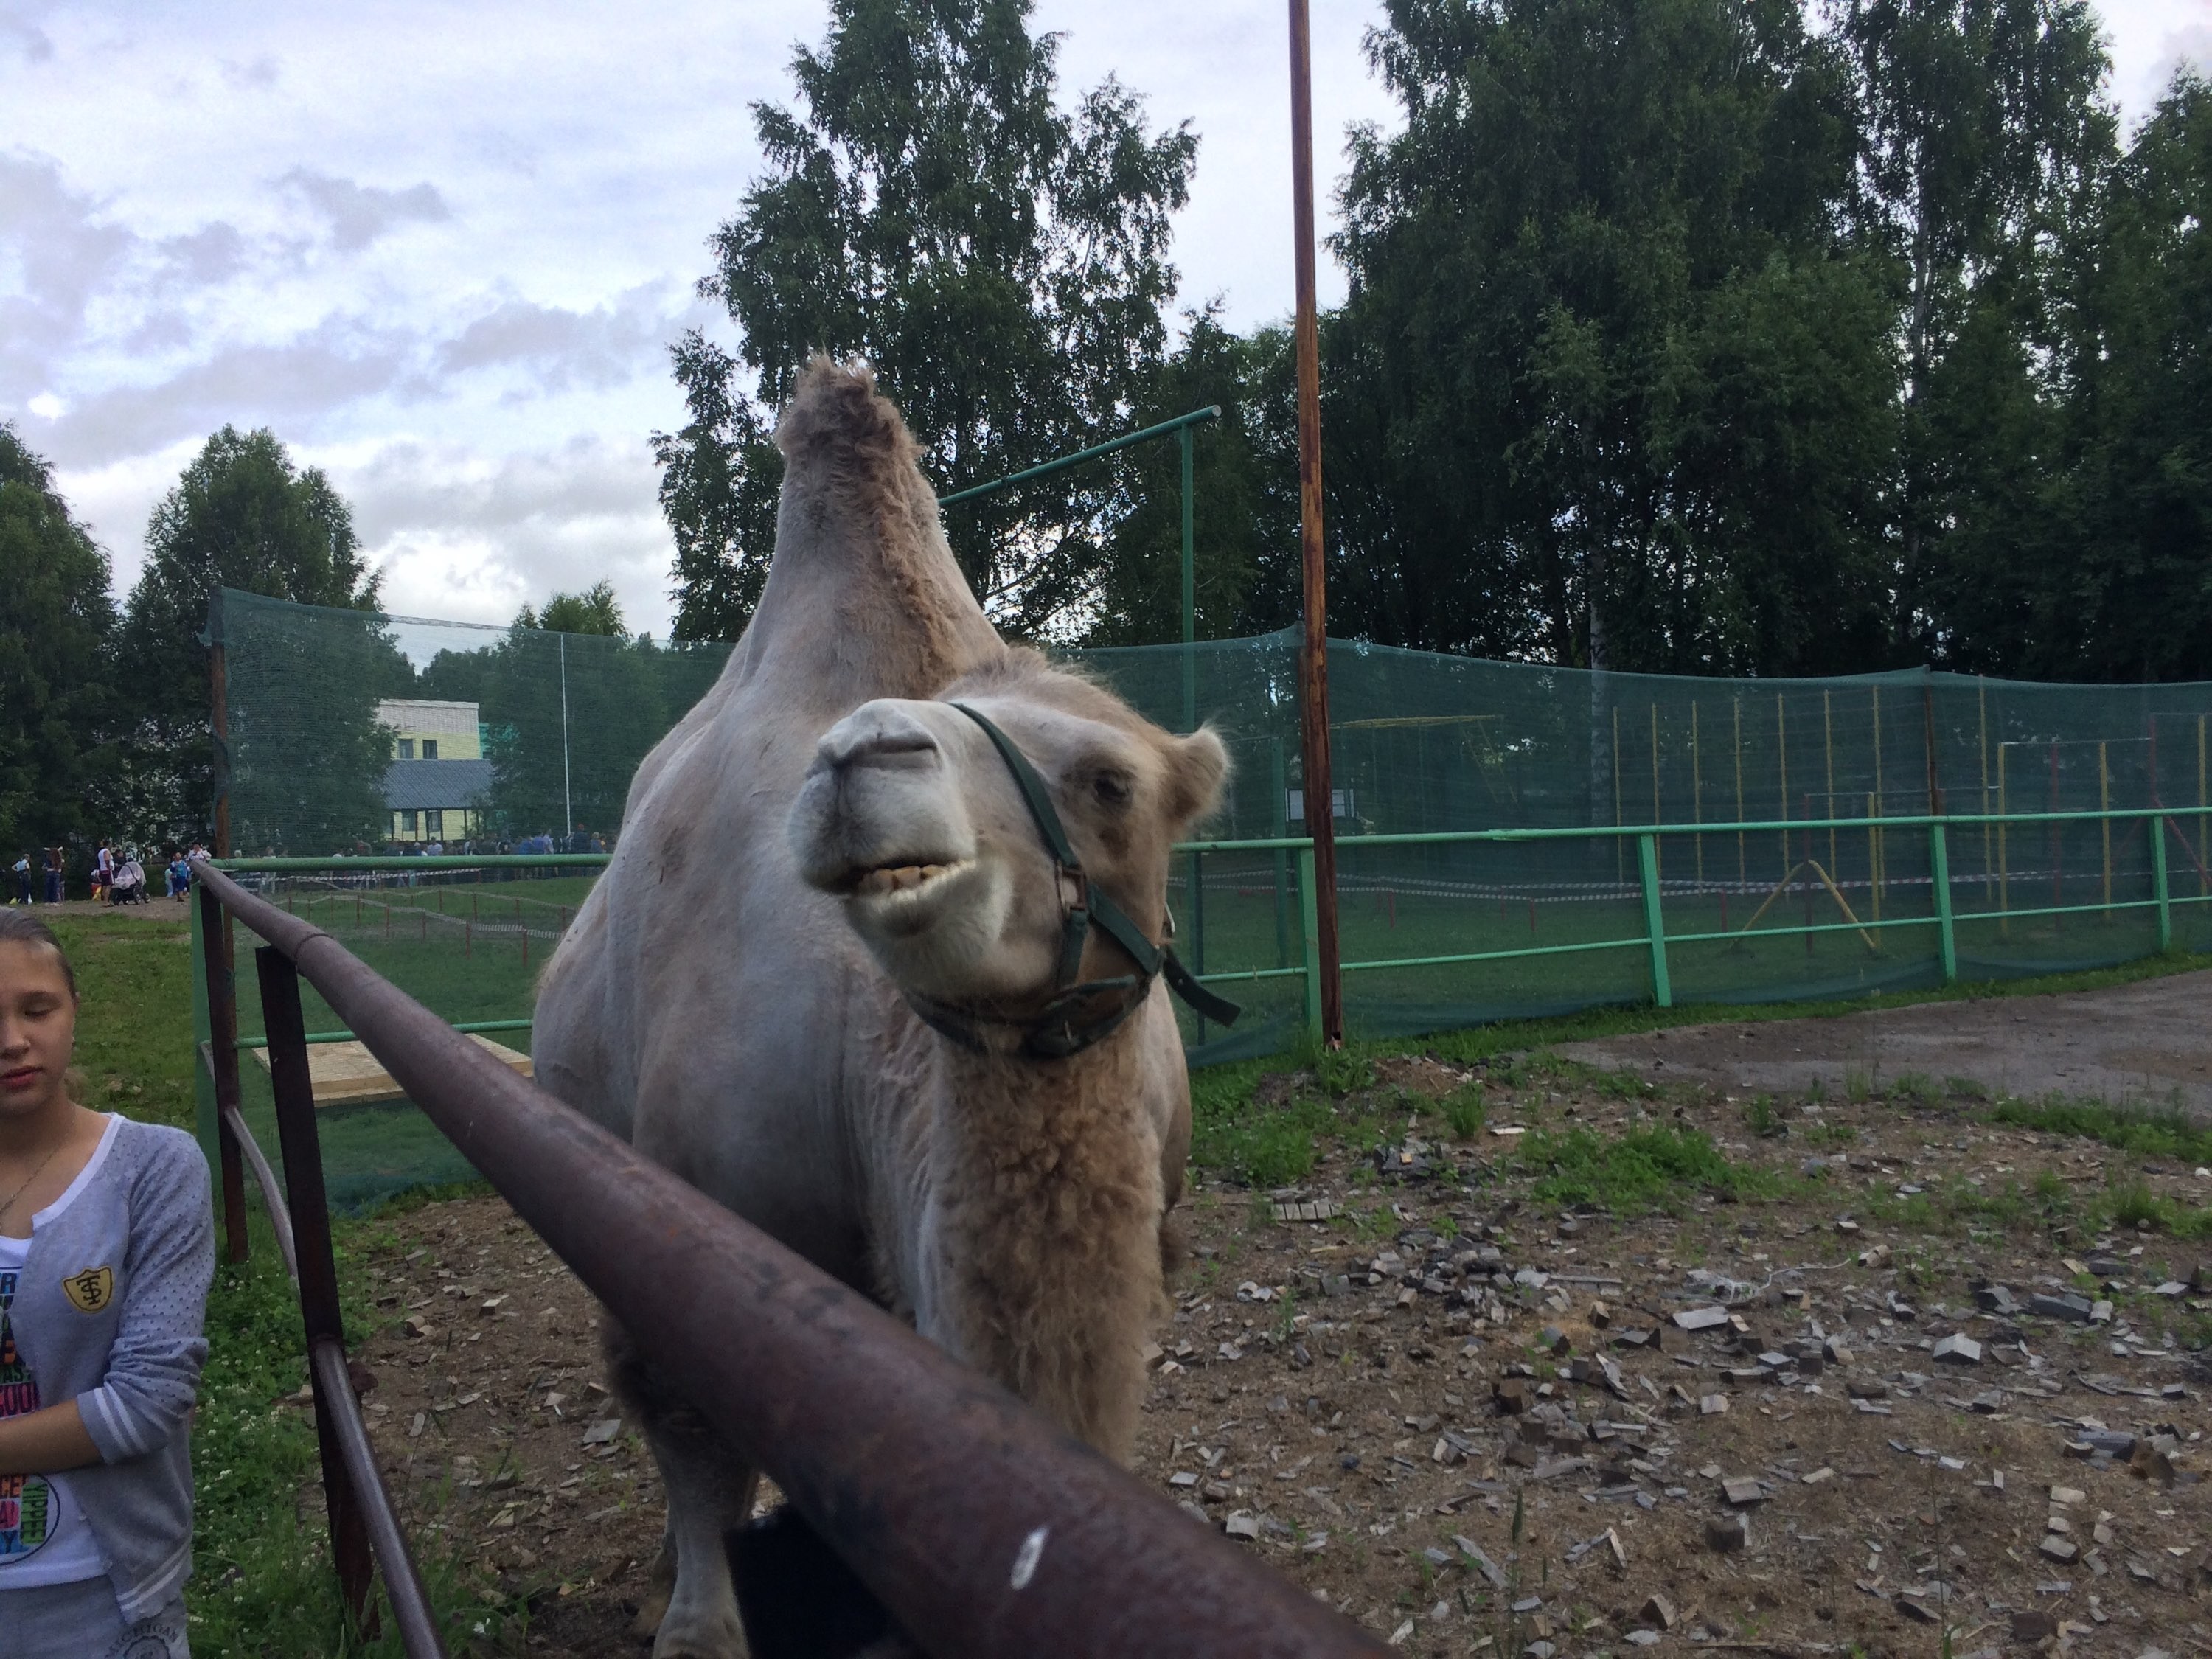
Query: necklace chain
[{"left": 0, "top": 1142, "right": 66, "bottom": 1228}]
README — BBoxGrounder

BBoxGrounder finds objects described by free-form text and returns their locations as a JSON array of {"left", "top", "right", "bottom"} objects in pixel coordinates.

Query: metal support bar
[
  {"left": 1298, "top": 846, "right": 1324, "bottom": 1047},
  {"left": 254, "top": 945, "right": 378, "bottom": 1640},
  {"left": 1290, "top": 0, "right": 1342, "bottom": 1046},
  {"left": 2153, "top": 815, "right": 2171, "bottom": 952},
  {"left": 1930, "top": 823, "right": 1957, "bottom": 985},
  {"left": 1189, "top": 848, "right": 1207, "bottom": 1045},
  {"left": 237, "top": 1015, "right": 538, "bottom": 1051},
  {"left": 307, "top": 1338, "right": 451, "bottom": 1658},
  {"left": 1636, "top": 834, "right": 1672, "bottom": 1008},
  {"left": 221, "top": 1102, "right": 297, "bottom": 1282},
  {"left": 935, "top": 406, "right": 1220, "bottom": 506},
  {"left": 197, "top": 886, "right": 249, "bottom": 1265},
  {"left": 1180, "top": 422, "right": 1197, "bottom": 736}
]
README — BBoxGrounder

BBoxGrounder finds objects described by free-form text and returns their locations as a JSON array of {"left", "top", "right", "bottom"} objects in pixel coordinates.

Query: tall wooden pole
[{"left": 1289, "top": 0, "right": 1343, "bottom": 1044}]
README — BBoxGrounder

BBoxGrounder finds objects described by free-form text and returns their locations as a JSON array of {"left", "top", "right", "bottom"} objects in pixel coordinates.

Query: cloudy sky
[{"left": 3, "top": 0, "right": 2202, "bottom": 640}]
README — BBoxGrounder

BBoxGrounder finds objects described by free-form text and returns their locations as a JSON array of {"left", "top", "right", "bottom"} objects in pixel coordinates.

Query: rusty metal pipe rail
[
  {"left": 195, "top": 884, "right": 448, "bottom": 1654},
  {"left": 224, "top": 1094, "right": 431, "bottom": 1650},
  {"left": 219, "top": 1100, "right": 297, "bottom": 1282},
  {"left": 306, "top": 1335, "right": 447, "bottom": 1656},
  {"left": 190, "top": 856, "right": 1383, "bottom": 1658}
]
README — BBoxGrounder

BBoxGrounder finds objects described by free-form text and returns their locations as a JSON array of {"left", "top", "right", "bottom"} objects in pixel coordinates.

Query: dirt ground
[
  {"left": 343, "top": 1016, "right": 2212, "bottom": 1657},
  {"left": 24, "top": 894, "right": 197, "bottom": 918},
  {"left": 1557, "top": 970, "right": 2212, "bottom": 1115}
]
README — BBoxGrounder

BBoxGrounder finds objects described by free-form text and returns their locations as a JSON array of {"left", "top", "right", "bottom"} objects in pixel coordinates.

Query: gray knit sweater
[{"left": 2, "top": 1116, "right": 213, "bottom": 1621}]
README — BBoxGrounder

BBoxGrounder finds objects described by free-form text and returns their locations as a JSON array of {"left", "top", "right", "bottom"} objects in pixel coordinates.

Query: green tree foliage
[
  {"left": 216, "top": 591, "right": 414, "bottom": 856},
  {"left": 117, "top": 426, "right": 384, "bottom": 839},
  {"left": 0, "top": 425, "right": 116, "bottom": 866},
  {"left": 1328, "top": 0, "right": 1898, "bottom": 675},
  {"left": 518, "top": 580, "right": 627, "bottom": 637},
  {"left": 414, "top": 624, "right": 728, "bottom": 841},
  {"left": 655, "top": 333, "right": 782, "bottom": 642},
  {"left": 1834, "top": 0, "right": 2116, "bottom": 654},
  {"left": 659, "top": 0, "right": 1197, "bottom": 641},
  {"left": 2013, "top": 72, "right": 2212, "bottom": 679},
  {"left": 1087, "top": 313, "right": 1302, "bottom": 647}
]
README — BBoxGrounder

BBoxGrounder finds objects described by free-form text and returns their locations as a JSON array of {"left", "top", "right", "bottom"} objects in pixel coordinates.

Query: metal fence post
[
  {"left": 2152, "top": 814, "right": 2171, "bottom": 952},
  {"left": 1189, "top": 848, "right": 1208, "bottom": 1045},
  {"left": 1636, "top": 834, "right": 1672, "bottom": 1009},
  {"left": 1930, "top": 822, "right": 1958, "bottom": 985},
  {"left": 1298, "top": 845, "right": 1324, "bottom": 1044},
  {"left": 197, "top": 886, "right": 249, "bottom": 1265},
  {"left": 254, "top": 945, "right": 378, "bottom": 1638}
]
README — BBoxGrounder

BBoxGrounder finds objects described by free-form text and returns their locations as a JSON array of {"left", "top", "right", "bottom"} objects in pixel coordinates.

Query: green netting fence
[{"left": 201, "top": 589, "right": 2212, "bottom": 1209}]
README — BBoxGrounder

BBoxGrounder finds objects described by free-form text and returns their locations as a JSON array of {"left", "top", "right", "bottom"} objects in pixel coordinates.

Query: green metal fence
[
  {"left": 1175, "top": 802, "right": 2209, "bottom": 1052},
  {"left": 190, "top": 802, "right": 2208, "bottom": 1207}
]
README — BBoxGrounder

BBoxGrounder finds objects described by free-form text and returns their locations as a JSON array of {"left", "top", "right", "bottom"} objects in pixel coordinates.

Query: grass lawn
[
  {"left": 49, "top": 908, "right": 517, "bottom": 1657},
  {"left": 35, "top": 894, "right": 2212, "bottom": 1654}
]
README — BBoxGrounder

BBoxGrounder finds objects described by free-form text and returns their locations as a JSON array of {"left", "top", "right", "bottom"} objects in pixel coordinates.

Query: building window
[
  {"left": 397, "top": 738, "right": 415, "bottom": 759},
  {"left": 422, "top": 739, "right": 439, "bottom": 760},
  {"left": 427, "top": 810, "right": 445, "bottom": 839},
  {"left": 392, "top": 812, "right": 405, "bottom": 840}
]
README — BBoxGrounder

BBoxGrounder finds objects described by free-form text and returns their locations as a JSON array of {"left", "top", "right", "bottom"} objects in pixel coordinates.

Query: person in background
[
  {"left": 41, "top": 853, "right": 60, "bottom": 908},
  {"left": 9, "top": 858, "right": 28, "bottom": 908},
  {"left": 91, "top": 844, "right": 112, "bottom": 906},
  {"left": 162, "top": 854, "right": 189, "bottom": 904},
  {"left": 0, "top": 910, "right": 213, "bottom": 1658}
]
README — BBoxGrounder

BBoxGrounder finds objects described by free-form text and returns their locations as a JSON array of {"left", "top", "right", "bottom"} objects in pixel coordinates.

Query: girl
[{"left": 0, "top": 911, "right": 212, "bottom": 1658}]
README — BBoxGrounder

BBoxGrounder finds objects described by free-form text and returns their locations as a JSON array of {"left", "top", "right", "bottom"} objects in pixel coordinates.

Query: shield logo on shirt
[{"left": 62, "top": 1266, "right": 113, "bottom": 1314}]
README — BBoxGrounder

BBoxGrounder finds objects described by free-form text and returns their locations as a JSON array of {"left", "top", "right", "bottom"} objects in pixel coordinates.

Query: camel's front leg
[{"left": 603, "top": 1313, "right": 759, "bottom": 1659}]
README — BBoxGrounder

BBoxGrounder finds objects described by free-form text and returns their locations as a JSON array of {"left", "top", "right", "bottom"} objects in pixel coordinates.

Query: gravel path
[{"left": 1557, "top": 970, "right": 2212, "bottom": 1113}]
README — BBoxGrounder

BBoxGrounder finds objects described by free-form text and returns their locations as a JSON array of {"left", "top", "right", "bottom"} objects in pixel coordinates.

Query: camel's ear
[{"left": 1163, "top": 726, "right": 1229, "bottom": 827}]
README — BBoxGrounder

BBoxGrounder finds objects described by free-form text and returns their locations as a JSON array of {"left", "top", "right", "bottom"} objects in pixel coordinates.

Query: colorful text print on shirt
[
  {"left": 0, "top": 1272, "right": 58, "bottom": 1563},
  {"left": 62, "top": 1266, "right": 113, "bottom": 1314}
]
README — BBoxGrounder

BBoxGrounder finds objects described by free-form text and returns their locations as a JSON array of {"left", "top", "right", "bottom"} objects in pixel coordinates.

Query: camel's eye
[{"left": 1091, "top": 771, "right": 1133, "bottom": 808}]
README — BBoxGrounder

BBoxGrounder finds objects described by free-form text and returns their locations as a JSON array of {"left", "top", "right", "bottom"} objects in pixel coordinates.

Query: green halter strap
[{"left": 911, "top": 703, "right": 1238, "bottom": 1060}]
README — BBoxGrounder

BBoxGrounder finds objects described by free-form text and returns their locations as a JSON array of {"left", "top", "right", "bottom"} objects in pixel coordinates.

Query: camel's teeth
[{"left": 855, "top": 859, "right": 965, "bottom": 899}]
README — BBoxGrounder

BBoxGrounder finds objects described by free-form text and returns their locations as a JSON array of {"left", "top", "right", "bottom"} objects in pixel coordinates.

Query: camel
[{"left": 530, "top": 359, "right": 1232, "bottom": 1658}]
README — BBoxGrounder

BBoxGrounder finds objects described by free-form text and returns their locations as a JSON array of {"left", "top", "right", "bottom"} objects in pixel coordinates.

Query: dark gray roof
[{"left": 383, "top": 758, "right": 495, "bottom": 811}]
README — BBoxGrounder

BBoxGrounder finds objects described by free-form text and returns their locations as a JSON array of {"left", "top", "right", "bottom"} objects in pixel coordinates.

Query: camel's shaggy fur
[{"left": 532, "top": 359, "right": 1221, "bottom": 1658}]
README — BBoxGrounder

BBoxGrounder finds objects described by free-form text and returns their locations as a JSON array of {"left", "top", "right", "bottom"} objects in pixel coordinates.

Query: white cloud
[
  {"left": 278, "top": 169, "right": 452, "bottom": 252},
  {"left": 0, "top": 148, "right": 134, "bottom": 395},
  {"left": 0, "top": 12, "right": 55, "bottom": 63},
  {"left": 155, "top": 221, "right": 249, "bottom": 287},
  {"left": 4, "top": 0, "right": 2189, "bottom": 647},
  {"left": 46, "top": 317, "right": 414, "bottom": 465},
  {"left": 330, "top": 434, "right": 672, "bottom": 631},
  {"left": 437, "top": 285, "right": 678, "bottom": 393}
]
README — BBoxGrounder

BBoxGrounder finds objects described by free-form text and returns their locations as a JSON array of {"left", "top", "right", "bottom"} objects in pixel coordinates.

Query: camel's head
[{"left": 789, "top": 653, "right": 1228, "bottom": 1040}]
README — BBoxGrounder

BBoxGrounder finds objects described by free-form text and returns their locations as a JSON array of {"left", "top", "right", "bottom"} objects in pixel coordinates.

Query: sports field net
[
  {"left": 215, "top": 589, "right": 2212, "bottom": 1094},
  {"left": 206, "top": 864, "right": 596, "bottom": 1212}
]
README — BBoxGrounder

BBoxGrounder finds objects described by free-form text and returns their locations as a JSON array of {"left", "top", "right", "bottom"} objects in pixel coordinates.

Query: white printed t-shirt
[{"left": 0, "top": 1119, "right": 119, "bottom": 1588}]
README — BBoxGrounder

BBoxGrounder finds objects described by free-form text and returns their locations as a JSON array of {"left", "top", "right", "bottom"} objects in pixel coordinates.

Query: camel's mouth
[{"left": 838, "top": 858, "right": 975, "bottom": 902}]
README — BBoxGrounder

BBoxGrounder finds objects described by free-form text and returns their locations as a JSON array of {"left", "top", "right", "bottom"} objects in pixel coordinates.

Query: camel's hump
[{"left": 776, "top": 356, "right": 919, "bottom": 477}]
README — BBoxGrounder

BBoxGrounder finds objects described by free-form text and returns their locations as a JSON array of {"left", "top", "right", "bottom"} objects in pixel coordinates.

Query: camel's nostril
[{"left": 818, "top": 706, "right": 942, "bottom": 774}]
